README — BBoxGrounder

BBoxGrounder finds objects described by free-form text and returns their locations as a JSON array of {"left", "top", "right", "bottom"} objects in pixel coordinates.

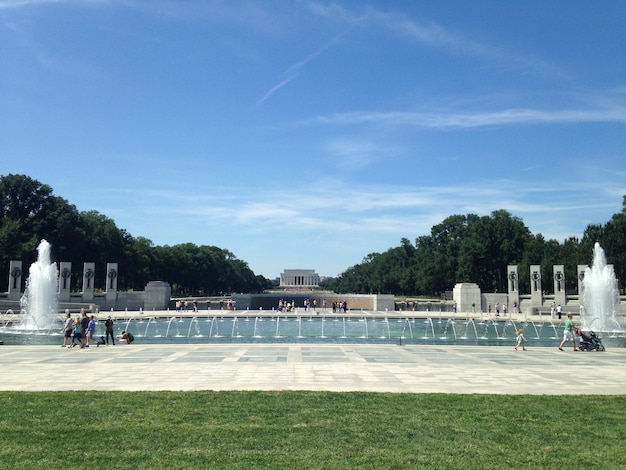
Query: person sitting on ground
[
  {"left": 117, "top": 331, "right": 134, "bottom": 344},
  {"left": 96, "top": 335, "right": 106, "bottom": 347}
]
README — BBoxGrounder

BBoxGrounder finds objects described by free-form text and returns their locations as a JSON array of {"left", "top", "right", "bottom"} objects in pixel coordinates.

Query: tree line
[
  {"left": 321, "top": 202, "right": 626, "bottom": 296},
  {"left": 2, "top": 174, "right": 625, "bottom": 298},
  {"left": 0, "top": 174, "right": 271, "bottom": 295}
]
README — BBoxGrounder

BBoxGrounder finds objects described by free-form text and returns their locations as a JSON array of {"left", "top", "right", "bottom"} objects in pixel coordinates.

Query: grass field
[{"left": 1, "top": 392, "right": 625, "bottom": 469}]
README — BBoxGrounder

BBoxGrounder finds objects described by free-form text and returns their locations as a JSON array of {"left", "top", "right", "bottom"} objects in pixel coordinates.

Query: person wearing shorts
[
  {"left": 559, "top": 313, "right": 578, "bottom": 351},
  {"left": 85, "top": 315, "right": 96, "bottom": 347},
  {"left": 62, "top": 313, "right": 74, "bottom": 347}
]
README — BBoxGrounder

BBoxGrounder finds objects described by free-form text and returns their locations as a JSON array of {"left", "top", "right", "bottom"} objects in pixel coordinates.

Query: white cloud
[
  {"left": 0, "top": 0, "right": 61, "bottom": 8},
  {"left": 325, "top": 138, "right": 394, "bottom": 169},
  {"left": 306, "top": 2, "right": 560, "bottom": 76},
  {"left": 101, "top": 176, "right": 623, "bottom": 238},
  {"left": 257, "top": 30, "right": 348, "bottom": 105},
  {"left": 313, "top": 105, "right": 626, "bottom": 129},
  {"left": 257, "top": 74, "right": 298, "bottom": 105}
]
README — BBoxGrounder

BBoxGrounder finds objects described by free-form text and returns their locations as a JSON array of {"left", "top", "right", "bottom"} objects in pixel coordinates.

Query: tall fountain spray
[
  {"left": 20, "top": 239, "right": 59, "bottom": 330},
  {"left": 581, "top": 242, "right": 621, "bottom": 332}
]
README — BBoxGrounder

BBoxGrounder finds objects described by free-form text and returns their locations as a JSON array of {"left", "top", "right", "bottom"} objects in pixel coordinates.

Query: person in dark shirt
[{"left": 105, "top": 315, "right": 115, "bottom": 345}]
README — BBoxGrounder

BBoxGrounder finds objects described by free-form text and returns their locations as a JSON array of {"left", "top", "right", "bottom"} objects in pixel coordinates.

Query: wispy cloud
[
  {"left": 257, "top": 31, "right": 347, "bottom": 105},
  {"left": 285, "top": 31, "right": 346, "bottom": 76},
  {"left": 104, "top": 176, "right": 623, "bottom": 238},
  {"left": 306, "top": 2, "right": 489, "bottom": 55},
  {"left": 324, "top": 138, "right": 395, "bottom": 169},
  {"left": 313, "top": 105, "right": 626, "bottom": 130},
  {"left": 256, "top": 74, "right": 298, "bottom": 105},
  {"left": 367, "top": 8, "right": 492, "bottom": 56},
  {"left": 306, "top": 1, "right": 559, "bottom": 76},
  {"left": 0, "top": 0, "right": 112, "bottom": 8},
  {"left": 0, "top": 0, "right": 59, "bottom": 8}
]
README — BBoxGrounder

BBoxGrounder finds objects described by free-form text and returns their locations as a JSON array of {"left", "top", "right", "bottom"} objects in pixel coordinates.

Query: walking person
[
  {"left": 61, "top": 313, "right": 74, "bottom": 348},
  {"left": 85, "top": 315, "right": 97, "bottom": 347},
  {"left": 79, "top": 310, "right": 90, "bottom": 348},
  {"left": 558, "top": 313, "right": 578, "bottom": 351},
  {"left": 514, "top": 328, "right": 527, "bottom": 351},
  {"left": 105, "top": 315, "right": 115, "bottom": 345},
  {"left": 72, "top": 316, "right": 83, "bottom": 348}
]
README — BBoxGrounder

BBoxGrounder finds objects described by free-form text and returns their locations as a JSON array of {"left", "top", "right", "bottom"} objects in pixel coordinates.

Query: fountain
[
  {"left": 581, "top": 242, "right": 622, "bottom": 332},
  {"left": 1, "top": 240, "right": 624, "bottom": 346},
  {"left": 19, "top": 240, "right": 59, "bottom": 330}
]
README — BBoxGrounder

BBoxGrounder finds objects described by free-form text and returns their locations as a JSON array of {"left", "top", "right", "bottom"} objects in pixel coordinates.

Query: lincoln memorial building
[{"left": 279, "top": 269, "right": 320, "bottom": 288}]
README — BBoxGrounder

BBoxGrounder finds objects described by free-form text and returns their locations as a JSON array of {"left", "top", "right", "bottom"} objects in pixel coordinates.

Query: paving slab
[{"left": 0, "top": 344, "right": 624, "bottom": 394}]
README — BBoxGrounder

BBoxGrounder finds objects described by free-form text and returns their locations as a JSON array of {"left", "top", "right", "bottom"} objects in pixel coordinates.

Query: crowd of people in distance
[
  {"left": 175, "top": 299, "right": 199, "bottom": 312},
  {"left": 61, "top": 309, "right": 133, "bottom": 348},
  {"left": 276, "top": 299, "right": 348, "bottom": 313}
]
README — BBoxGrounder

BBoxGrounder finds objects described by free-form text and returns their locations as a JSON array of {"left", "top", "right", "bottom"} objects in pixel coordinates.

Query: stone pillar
[
  {"left": 106, "top": 263, "right": 118, "bottom": 304},
  {"left": 530, "top": 265, "right": 542, "bottom": 306},
  {"left": 144, "top": 281, "right": 171, "bottom": 310},
  {"left": 577, "top": 265, "right": 587, "bottom": 296},
  {"left": 553, "top": 265, "right": 566, "bottom": 306},
  {"left": 453, "top": 283, "right": 482, "bottom": 313},
  {"left": 82, "top": 262, "right": 95, "bottom": 302},
  {"left": 507, "top": 265, "right": 519, "bottom": 310},
  {"left": 58, "top": 262, "right": 72, "bottom": 302},
  {"left": 8, "top": 260, "right": 23, "bottom": 301}
]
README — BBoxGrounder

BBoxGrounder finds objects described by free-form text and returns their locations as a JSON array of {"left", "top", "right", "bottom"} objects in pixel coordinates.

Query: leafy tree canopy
[
  {"left": 0, "top": 174, "right": 271, "bottom": 294},
  {"left": 3, "top": 174, "right": 624, "bottom": 297}
]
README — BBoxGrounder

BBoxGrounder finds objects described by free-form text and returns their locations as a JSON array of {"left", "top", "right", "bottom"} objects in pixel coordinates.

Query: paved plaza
[{"left": 1, "top": 343, "right": 625, "bottom": 394}]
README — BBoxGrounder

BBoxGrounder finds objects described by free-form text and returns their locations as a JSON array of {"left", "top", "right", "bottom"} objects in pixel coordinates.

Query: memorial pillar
[
  {"left": 106, "top": 262, "right": 118, "bottom": 304},
  {"left": 577, "top": 265, "right": 587, "bottom": 297},
  {"left": 58, "top": 262, "right": 72, "bottom": 302},
  {"left": 530, "top": 265, "right": 542, "bottom": 306},
  {"left": 82, "top": 262, "right": 95, "bottom": 302},
  {"left": 553, "top": 265, "right": 566, "bottom": 306},
  {"left": 507, "top": 265, "right": 519, "bottom": 312},
  {"left": 8, "top": 260, "right": 22, "bottom": 301}
]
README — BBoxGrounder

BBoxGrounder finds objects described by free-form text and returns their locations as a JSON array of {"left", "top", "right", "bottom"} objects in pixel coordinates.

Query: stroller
[{"left": 578, "top": 330, "right": 605, "bottom": 351}]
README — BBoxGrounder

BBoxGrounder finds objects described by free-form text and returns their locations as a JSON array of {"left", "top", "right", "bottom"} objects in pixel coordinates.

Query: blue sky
[{"left": 1, "top": 1, "right": 625, "bottom": 279}]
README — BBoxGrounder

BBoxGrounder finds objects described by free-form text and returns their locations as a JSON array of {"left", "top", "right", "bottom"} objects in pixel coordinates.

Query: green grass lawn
[{"left": 1, "top": 392, "right": 625, "bottom": 469}]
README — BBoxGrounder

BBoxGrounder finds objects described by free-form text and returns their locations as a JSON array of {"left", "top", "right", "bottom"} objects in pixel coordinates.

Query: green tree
[
  {"left": 77, "top": 211, "right": 129, "bottom": 290},
  {"left": 0, "top": 174, "right": 83, "bottom": 290}
]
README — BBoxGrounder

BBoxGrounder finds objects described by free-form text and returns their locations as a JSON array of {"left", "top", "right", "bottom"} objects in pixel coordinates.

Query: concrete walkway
[{"left": 1, "top": 343, "right": 624, "bottom": 394}]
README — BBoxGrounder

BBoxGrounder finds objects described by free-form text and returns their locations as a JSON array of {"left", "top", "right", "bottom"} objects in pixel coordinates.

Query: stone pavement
[{"left": 1, "top": 344, "right": 625, "bottom": 394}]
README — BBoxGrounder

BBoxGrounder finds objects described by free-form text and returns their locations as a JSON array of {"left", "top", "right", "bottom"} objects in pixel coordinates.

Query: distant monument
[{"left": 279, "top": 269, "right": 320, "bottom": 288}]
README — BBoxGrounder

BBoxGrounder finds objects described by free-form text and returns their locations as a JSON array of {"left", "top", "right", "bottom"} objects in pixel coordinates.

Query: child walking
[{"left": 515, "top": 328, "right": 527, "bottom": 351}]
